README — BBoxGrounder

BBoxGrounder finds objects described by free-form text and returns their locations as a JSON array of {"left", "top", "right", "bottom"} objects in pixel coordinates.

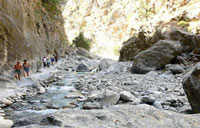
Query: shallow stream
[{"left": 3, "top": 72, "right": 85, "bottom": 126}]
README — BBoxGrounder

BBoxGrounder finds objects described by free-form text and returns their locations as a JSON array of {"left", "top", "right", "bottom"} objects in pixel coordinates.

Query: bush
[
  {"left": 72, "top": 32, "right": 92, "bottom": 51},
  {"left": 41, "top": 0, "right": 66, "bottom": 13},
  {"left": 177, "top": 21, "right": 189, "bottom": 28}
]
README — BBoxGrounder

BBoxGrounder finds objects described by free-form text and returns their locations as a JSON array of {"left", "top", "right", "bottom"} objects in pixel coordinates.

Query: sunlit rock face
[
  {"left": 0, "top": 0, "right": 68, "bottom": 70},
  {"left": 63, "top": 0, "right": 200, "bottom": 59}
]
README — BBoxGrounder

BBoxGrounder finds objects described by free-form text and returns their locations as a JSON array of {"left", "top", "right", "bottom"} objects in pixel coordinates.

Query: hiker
[
  {"left": 54, "top": 54, "right": 58, "bottom": 63},
  {"left": 43, "top": 56, "right": 47, "bottom": 68},
  {"left": 51, "top": 56, "right": 55, "bottom": 65},
  {"left": 47, "top": 57, "right": 51, "bottom": 68},
  {"left": 23, "top": 60, "right": 30, "bottom": 77},
  {"left": 14, "top": 61, "right": 23, "bottom": 80}
]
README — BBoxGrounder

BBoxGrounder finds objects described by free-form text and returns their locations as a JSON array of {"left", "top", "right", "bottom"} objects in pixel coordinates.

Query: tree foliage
[
  {"left": 72, "top": 32, "right": 92, "bottom": 51},
  {"left": 41, "top": 0, "right": 66, "bottom": 12},
  {"left": 137, "top": 0, "right": 155, "bottom": 21}
]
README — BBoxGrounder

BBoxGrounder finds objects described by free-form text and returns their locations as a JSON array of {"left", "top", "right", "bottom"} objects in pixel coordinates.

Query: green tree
[
  {"left": 72, "top": 32, "right": 92, "bottom": 51},
  {"left": 137, "top": 0, "right": 155, "bottom": 21}
]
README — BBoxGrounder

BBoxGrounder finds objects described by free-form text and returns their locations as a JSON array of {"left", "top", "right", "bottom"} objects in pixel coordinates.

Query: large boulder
[
  {"left": 170, "top": 28, "right": 195, "bottom": 52},
  {"left": 99, "top": 91, "right": 120, "bottom": 106},
  {"left": 99, "top": 59, "right": 116, "bottom": 71},
  {"left": 165, "top": 64, "right": 185, "bottom": 74},
  {"left": 75, "top": 48, "right": 95, "bottom": 59},
  {"left": 193, "top": 34, "right": 200, "bottom": 54},
  {"left": 183, "top": 62, "right": 200, "bottom": 113},
  {"left": 120, "top": 91, "right": 135, "bottom": 102},
  {"left": 17, "top": 104, "right": 200, "bottom": 128},
  {"left": 76, "top": 63, "right": 89, "bottom": 72},
  {"left": 132, "top": 40, "right": 182, "bottom": 74},
  {"left": 119, "top": 30, "right": 164, "bottom": 61}
]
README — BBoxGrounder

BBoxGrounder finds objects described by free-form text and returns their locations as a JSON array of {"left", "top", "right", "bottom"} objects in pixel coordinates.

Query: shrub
[
  {"left": 41, "top": 0, "right": 66, "bottom": 13},
  {"left": 72, "top": 32, "right": 92, "bottom": 51},
  {"left": 177, "top": 21, "right": 189, "bottom": 28}
]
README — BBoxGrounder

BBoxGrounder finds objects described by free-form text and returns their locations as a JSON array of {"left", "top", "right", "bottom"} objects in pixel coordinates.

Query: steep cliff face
[
  {"left": 63, "top": 0, "right": 200, "bottom": 59},
  {"left": 0, "top": 0, "right": 68, "bottom": 70}
]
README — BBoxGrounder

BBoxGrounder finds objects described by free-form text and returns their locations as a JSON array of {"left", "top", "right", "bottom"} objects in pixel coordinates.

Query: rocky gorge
[
  {"left": 1, "top": 0, "right": 200, "bottom": 128},
  {"left": 0, "top": 47, "right": 199, "bottom": 128}
]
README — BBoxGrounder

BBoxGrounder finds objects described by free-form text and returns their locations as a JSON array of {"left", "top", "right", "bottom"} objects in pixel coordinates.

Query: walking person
[
  {"left": 54, "top": 54, "right": 58, "bottom": 63},
  {"left": 51, "top": 56, "right": 55, "bottom": 65},
  {"left": 43, "top": 56, "right": 47, "bottom": 68},
  {"left": 23, "top": 60, "right": 30, "bottom": 77},
  {"left": 14, "top": 61, "right": 23, "bottom": 80},
  {"left": 47, "top": 57, "right": 51, "bottom": 68}
]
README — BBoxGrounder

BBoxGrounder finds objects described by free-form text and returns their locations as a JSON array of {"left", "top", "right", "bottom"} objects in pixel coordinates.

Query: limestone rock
[
  {"left": 0, "top": 116, "right": 13, "bottom": 128},
  {"left": 119, "top": 30, "right": 162, "bottom": 61},
  {"left": 65, "top": 92, "right": 84, "bottom": 99},
  {"left": 165, "top": 64, "right": 185, "bottom": 74},
  {"left": 76, "top": 63, "right": 89, "bottom": 72},
  {"left": 19, "top": 105, "right": 200, "bottom": 128},
  {"left": 83, "top": 102, "right": 101, "bottom": 109},
  {"left": 120, "top": 91, "right": 135, "bottom": 102},
  {"left": 132, "top": 40, "right": 182, "bottom": 74},
  {"left": 99, "top": 91, "right": 120, "bottom": 106},
  {"left": 0, "top": 0, "right": 68, "bottom": 70},
  {"left": 183, "top": 62, "right": 200, "bottom": 113},
  {"left": 38, "top": 86, "right": 46, "bottom": 94},
  {"left": 107, "top": 63, "right": 124, "bottom": 73},
  {"left": 170, "top": 28, "right": 195, "bottom": 52},
  {"left": 141, "top": 96, "right": 156, "bottom": 104},
  {"left": 99, "top": 59, "right": 116, "bottom": 71},
  {"left": 76, "top": 48, "right": 95, "bottom": 59},
  {"left": 1, "top": 98, "right": 13, "bottom": 106}
]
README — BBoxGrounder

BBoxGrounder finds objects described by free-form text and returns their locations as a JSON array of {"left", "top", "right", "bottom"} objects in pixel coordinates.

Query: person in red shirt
[
  {"left": 23, "top": 60, "right": 30, "bottom": 77},
  {"left": 14, "top": 61, "right": 23, "bottom": 80}
]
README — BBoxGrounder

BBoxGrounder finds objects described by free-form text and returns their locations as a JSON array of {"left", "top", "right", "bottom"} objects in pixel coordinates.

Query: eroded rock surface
[
  {"left": 0, "top": 0, "right": 68, "bottom": 70},
  {"left": 183, "top": 62, "right": 200, "bottom": 113},
  {"left": 132, "top": 40, "right": 182, "bottom": 74}
]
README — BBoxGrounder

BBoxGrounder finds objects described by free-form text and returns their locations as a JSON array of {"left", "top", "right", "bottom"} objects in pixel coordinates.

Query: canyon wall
[
  {"left": 0, "top": 0, "right": 68, "bottom": 70},
  {"left": 63, "top": 0, "right": 200, "bottom": 58}
]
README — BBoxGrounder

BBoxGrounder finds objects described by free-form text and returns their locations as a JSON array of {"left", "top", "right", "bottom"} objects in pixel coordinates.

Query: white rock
[
  {"left": 65, "top": 92, "right": 84, "bottom": 98},
  {"left": 99, "top": 91, "right": 120, "bottom": 106},
  {"left": 120, "top": 91, "right": 135, "bottom": 102},
  {"left": 2, "top": 98, "right": 13, "bottom": 106},
  {"left": 38, "top": 86, "right": 46, "bottom": 94},
  {"left": 0, "top": 116, "right": 13, "bottom": 128}
]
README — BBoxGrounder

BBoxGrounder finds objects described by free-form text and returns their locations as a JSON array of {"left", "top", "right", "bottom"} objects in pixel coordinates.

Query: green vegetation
[
  {"left": 137, "top": 0, "right": 155, "bottom": 21},
  {"left": 177, "top": 21, "right": 189, "bottom": 28},
  {"left": 113, "top": 45, "right": 121, "bottom": 56},
  {"left": 41, "top": 0, "right": 66, "bottom": 13},
  {"left": 72, "top": 32, "right": 92, "bottom": 51}
]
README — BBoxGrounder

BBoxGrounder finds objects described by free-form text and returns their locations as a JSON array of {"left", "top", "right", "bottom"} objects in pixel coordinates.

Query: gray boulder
[
  {"left": 170, "top": 28, "right": 195, "bottom": 52},
  {"left": 165, "top": 64, "right": 185, "bottom": 74},
  {"left": 141, "top": 96, "right": 156, "bottom": 104},
  {"left": 23, "top": 104, "right": 200, "bottom": 128},
  {"left": 132, "top": 40, "right": 182, "bottom": 74},
  {"left": 107, "top": 63, "right": 124, "bottom": 73},
  {"left": 99, "top": 59, "right": 116, "bottom": 71},
  {"left": 99, "top": 91, "right": 120, "bottom": 106},
  {"left": 119, "top": 30, "right": 162, "bottom": 61},
  {"left": 76, "top": 48, "right": 95, "bottom": 59},
  {"left": 120, "top": 91, "right": 135, "bottom": 102},
  {"left": 76, "top": 63, "right": 89, "bottom": 72},
  {"left": 83, "top": 102, "right": 101, "bottom": 109},
  {"left": 183, "top": 62, "right": 200, "bottom": 113}
]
